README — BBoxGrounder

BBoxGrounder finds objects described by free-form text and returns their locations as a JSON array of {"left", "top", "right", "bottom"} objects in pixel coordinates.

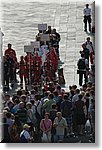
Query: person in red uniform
[
  {"left": 5, "top": 43, "right": 16, "bottom": 57},
  {"left": 10, "top": 51, "right": 18, "bottom": 83},
  {"left": 24, "top": 52, "right": 34, "bottom": 85},
  {"left": 43, "top": 57, "right": 53, "bottom": 81},
  {"left": 49, "top": 46, "right": 58, "bottom": 71},
  {"left": 19, "top": 56, "right": 27, "bottom": 86},
  {"left": 46, "top": 46, "right": 58, "bottom": 79},
  {"left": 34, "top": 51, "right": 42, "bottom": 66},
  {"left": 31, "top": 53, "right": 42, "bottom": 85},
  {"left": 5, "top": 43, "right": 18, "bottom": 82}
]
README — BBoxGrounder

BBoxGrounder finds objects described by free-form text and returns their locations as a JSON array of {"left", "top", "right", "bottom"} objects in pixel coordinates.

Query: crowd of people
[
  {"left": 1, "top": 82, "right": 95, "bottom": 143},
  {"left": 3, "top": 26, "right": 60, "bottom": 91},
  {"left": 1, "top": 4, "right": 95, "bottom": 143}
]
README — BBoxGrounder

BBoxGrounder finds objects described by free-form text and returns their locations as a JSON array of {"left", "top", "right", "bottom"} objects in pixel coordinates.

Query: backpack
[
  {"left": 20, "top": 132, "right": 27, "bottom": 143},
  {"left": 78, "top": 59, "right": 86, "bottom": 70}
]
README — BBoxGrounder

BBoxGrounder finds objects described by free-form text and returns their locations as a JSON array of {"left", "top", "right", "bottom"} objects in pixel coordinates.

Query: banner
[
  {"left": 24, "top": 45, "right": 34, "bottom": 52},
  {"left": 38, "top": 24, "right": 47, "bottom": 31},
  {"left": 30, "top": 41, "right": 40, "bottom": 48},
  {"left": 40, "top": 34, "right": 50, "bottom": 41}
]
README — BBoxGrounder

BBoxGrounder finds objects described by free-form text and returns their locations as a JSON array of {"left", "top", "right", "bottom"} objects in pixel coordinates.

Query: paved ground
[
  {"left": 57, "top": 1, "right": 95, "bottom": 90},
  {"left": 1, "top": 0, "right": 94, "bottom": 91}
]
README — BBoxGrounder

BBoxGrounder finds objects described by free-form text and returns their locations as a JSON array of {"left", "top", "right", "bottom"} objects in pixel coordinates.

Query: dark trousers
[
  {"left": 84, "top": 15, "right": 91, "bottom": 31},
  {"left": 14, "top": 68, "right": 17, "bottom": 81},
  {"left": 4, "top": 72, "right": 9, "bottom": 87},
  {"left": 9, "top": 69, "right": 14, "bottom": 83},
  {"left": 54, "top": 44, "right": 59, "bottom": 56},
  {"left": 79, "top": 71, "right": 88, "bottom": 86}
]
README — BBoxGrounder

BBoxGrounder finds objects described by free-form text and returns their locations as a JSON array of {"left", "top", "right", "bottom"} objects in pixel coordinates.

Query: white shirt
[
  {"left": 54, "top": 117, "right": 67, "bottom": 136},
  {"left": 88, "top": 102, "right": 94, "bottom": 113},
  {"left": 27, "top": 108, "right": 34, "bottom": 123},
  {"left": 39, "top": 45, "right": 49, "bottom": 66},
  {"left": 6, "top": 118, "right": 15, "bottom": 127},
  {"left": 32, "top": 104, "right": 37, "bottom": 114},
  {"left": 20, "top": 130, "right": 31, "bottom": 140},
  {"left": 30, "top": 94, "right": 35, "bottom": 101},
  {"left": 35, "top": 100, "right": 42, "bottom": 115},
  {"left": 72, "top": 94, "right": 79, "bottom": 104},
  {"left": 83, "top": 8, "right": 91, "bottom": 16},
  {"left": 85, "top": 41, "right": 93, "bottom": 53}
]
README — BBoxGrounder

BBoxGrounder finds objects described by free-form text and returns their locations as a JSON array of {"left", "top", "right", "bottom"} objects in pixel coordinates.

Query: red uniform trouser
[
  {"left": 19, "top": 73, "right": 27, "bottom": 84},
  {"left": 90, "top": 52, "right": 94, "bottom": 64}
]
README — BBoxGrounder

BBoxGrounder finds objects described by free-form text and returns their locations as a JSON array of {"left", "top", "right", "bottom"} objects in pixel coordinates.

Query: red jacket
[
  {"left": 46, "top": 48, "right": 58, "bottom": 71},
  {"left": 5, "top": 48, "right": 16, "bottom": 57},
  {"left": 19, "top": 60, "right": 27, "bottom": 76},
  {"left": 24, "top": 54, "right": 34, "bottom": 69}
]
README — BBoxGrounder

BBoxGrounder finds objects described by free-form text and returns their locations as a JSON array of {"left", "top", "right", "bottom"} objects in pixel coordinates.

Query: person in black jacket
[
  {"left": 1, "top": 117, "right": 11, "bottom": 143},
  {"left": 77, "top": 53, "right": 89, "bottom": 86},
  {"left": 61, "top": 94, "right": 73, "bottom": 135},
  {"left": 3, "top": 54, "right": 15, "bottom": 90},
  {"left": 81, "top": 43, "right": 90, "bottom": 63},
  {"left": 52, "top": 28, "right": 61, "bottom": 58},
  {"left": 46, "top": 26, "right": 52, "bottom": 34}
]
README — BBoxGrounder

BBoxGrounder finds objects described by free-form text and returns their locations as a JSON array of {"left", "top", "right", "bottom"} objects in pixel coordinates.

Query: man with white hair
[{"left": 53, "top": 112, "right": 67, "bottom": 142}]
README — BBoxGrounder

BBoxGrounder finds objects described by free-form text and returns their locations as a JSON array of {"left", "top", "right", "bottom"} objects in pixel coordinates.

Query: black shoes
[{"left": 84, "top": 29, "right": 87, "bottom": 32}]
